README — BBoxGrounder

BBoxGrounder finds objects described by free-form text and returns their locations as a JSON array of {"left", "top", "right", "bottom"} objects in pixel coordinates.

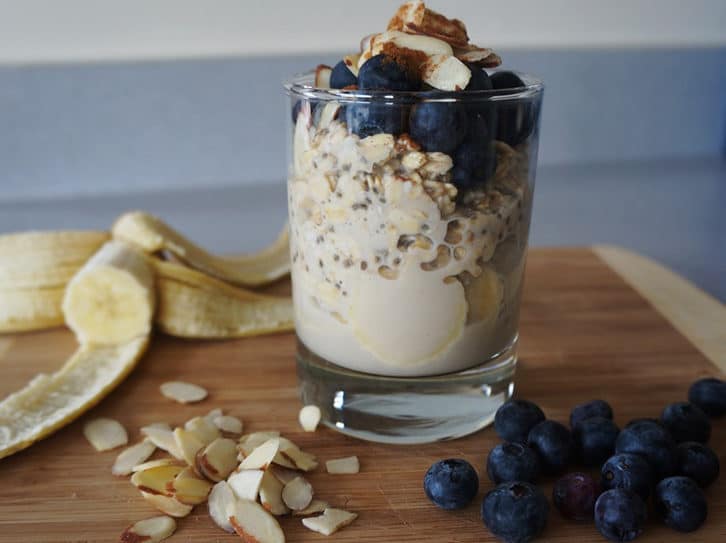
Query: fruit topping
[
  {"left": 494, "top": 400, "right": 545, "bottom": 443},
  {"left": 573, "top": 416, "right": 619, "bottom": 467},
  {"left": 660, "top": 401, "right": 711, "bottom": 443},
  {"left": 552, "top": 472, "right": 600, "bottom": 521},
  {"left": 330, "top": 60, "right": 358, "bottom": 89},
  {"left": 594, "top": 489, "right": 647, "bottom": 542},
  {"left": 600, "top": 452, "right": 654, "bottom": 501},
  {"left": 481, "top": 481, "right": 548, "bottom": 543},
  {"left": 654, "top": 476, "right": 707, "bottom": 532},
  {"left": 409, "top": 101, "right": 468, "bottom": 153},
  {"left": 675, "top": 441, "right": 720, "bottom": 488},
  {"left": 486, "top": 442, "right": 539, "bottom": 484},
  {"left": 569, "top": 399, "right": 613, "bottom": 429},
  {"left": 615, "top": 419, "right": 677, "bottom": 480},
  {"left": 527, "top": 420, "right": 574, "bottom": 474},
  {"left": 423, "top": 458, "right": 479, "bottom": 510}
]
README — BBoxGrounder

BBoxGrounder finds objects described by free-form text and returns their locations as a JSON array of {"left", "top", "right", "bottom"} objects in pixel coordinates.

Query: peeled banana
[
  {"left": 0, "top": 230, "right": 109, "bottom": 332},
  {"left": 112, "top": 211, "right": 290, "bottom": 287},
  {"left": 62, "top": 240, "right": 156, "bottom": 345},
  {"left": 154, "top": 260, "right": 294, "bottom": 339}
]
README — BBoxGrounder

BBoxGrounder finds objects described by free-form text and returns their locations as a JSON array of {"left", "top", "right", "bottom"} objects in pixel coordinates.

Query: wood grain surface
[{"left": 0, "top": 247, "right": 724, "bottom": 542}]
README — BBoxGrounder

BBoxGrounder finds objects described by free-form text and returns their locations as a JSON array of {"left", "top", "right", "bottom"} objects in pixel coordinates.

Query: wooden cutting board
[{"left": 0, "top": 246, "right": 724, "bottom": 543}]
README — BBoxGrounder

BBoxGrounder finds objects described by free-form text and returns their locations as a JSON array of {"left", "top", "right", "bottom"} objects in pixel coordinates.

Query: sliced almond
[
  {"left": 173, "top": 427, "right": 206, "bottom": 468},
  {"left": 229, "top": 499, "right": 285, "bottom": 543},
  {"left": 422, "top": 54, "right": 471, "bottom": 91},
  {"left": 196, "top": 437, "right": 238, "bottom": 481},
  {"left": 228, "top": 469, "right": 265, "bottom": 501},
  {"left": 298, "top": 405, "right": 322, "bottom": 432},
  {"left": 112, "top": 439, "right": 156, "bottom": 476},
  {"left": 184, "top": 416, "right": 221, "bottom": 444},
  {"left": 171, "top": 467, "right": 213, "bottom": 505},
  {"left": 369, "top": 30, "right": 453, "bottom": 61},
  {"left": 259, "top": 471, "right": 289, "bottom": 516},
  {"left": 213, "top": 415, "right": 243, "bottom": 435},
  {"left": 387, "top": 1, "right": 469, "bottom": 47},
  {"left": 278, "top": 437, "right": 318, "bottom": 472},
  {"left": 453, "top": 44, "right": 502, "bottom": 67},
  {"left": 160, "top": 381, "right": 208, "bottom": 404},
  {"left": 343, "top": 53, "right": 361, "bottom": 77},
  {"left": 120, "top": 515, "right": 176, "bottom": 543},
  {"left": 314, "top": 64, "right": 332, "bottom": 89},
  {"left": 316, "top": 102, "right": 342, "bottom": 130},
  {"left": 141, "top": 422, "right": 172, "bottom": 433},
  {"left": 83, "top": 417, "right": 128, "bottom": 452},
  {"left": 140, "top": 491, "right": 193, "bottom": 518},
  {"left": 239, "top": 438, "right": 280, "bottom": 470},
  {"left": 358, "top": 134, "right": 395, "bottom": 164},
  {"left": 208, "top": 481, "right": 237, "bottom": 533},
  {"left": 131, "top": 458, "right": 185, "bottom": 473},
  {"left": 205, "top": 408, "right": 224, "bottom": 424},
  {"left": 141, "top": 426, "right": 184, "bottom": 460},
  {"left": 238, "top": 431, "right": 280, "bottom": 457},
  {"left": 292, "top": 499, "right": 329, "bottom": 516},
  {"left": 325, "top": 456, "right": 360, "bottom": 474},
  {"left": 302, "top": 508, "right": 358, "bottom": 536},
  {"left": 268, "top": 464, "right": 301, "bottom": 485},
  {"left": 281, "top": 476, "right": 313, "bottom": 511},
  {"left": 131, "top": 465, "right": 185, "bottom": 496}
]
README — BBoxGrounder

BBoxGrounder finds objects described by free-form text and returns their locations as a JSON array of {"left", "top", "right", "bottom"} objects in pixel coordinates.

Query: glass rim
[{"left": 284, "top": 69, "right": 543, "bottom": 103}]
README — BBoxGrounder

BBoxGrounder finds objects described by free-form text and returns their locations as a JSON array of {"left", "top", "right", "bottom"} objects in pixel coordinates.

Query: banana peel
[{"left": 112, "top": 211, "right": 290, "bottom": 288}]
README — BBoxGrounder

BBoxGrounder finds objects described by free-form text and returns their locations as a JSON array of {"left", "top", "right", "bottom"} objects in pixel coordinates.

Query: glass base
[{"left": 296, "top": 338, "right": 517, "bottom": 445}]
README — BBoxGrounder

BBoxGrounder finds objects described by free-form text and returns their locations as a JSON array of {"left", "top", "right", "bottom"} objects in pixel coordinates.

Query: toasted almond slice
[
  {"left": 314, "top": 64, "right": 332, "bottom": 88},
  {"left": 228, "top": 469, "right": 265, "bottom": 501},
  {"left": 83, "top": 417, "right": 128, "bottom": 452},
  {"left": 302, "top": 508, "right": 358, "bottom": 535},
  {"left": 259, "top": 471, "right": 289, "bottom": 516},
  {"left": 229, "top": 499, "right": 285, "bottom": 543},
  {"left": 160, "top": 381, "right": 208, "bottom": 404},
  {"left": 213, "top": 415, "right": 243, "bottom": 435},
  {"left": 292, "top": 499, "right": 329, "bottom": 516},
  {"left": 281, "top": 476, "right": 313, "bottom": 511},
  {"left": 131, "top": 458, "right": 185, "bottom": 473},
  {"left": 173, "top": 427, "right": 206, "bottom": 467},
  {"left": 142, "top": 422, "right": 172, "bottom": 433},
  {"left": 208, "top": 481, "right": 237, "bottom": 533},
  {"left": 141, "top": 426, "right": 184, "bottom": 460},
  {"left": 325, "top": 456, "right": 360, "bottom": 474},
  {"left": 278, "top": 437, "right": 318, "bottom": 472},
  {"left": 422, "top": 54, "right": 471, "bottom": 91},
  {"left": 131, "top": 464, "right": 185, "bottom": 496},
  {"left": 205, "top": 408, "right": 223, "bottom": 424},
  {"left": 453, "top": 44, "right": 502, "bottom": 67},
  {"left": 238, "top": 431, "right": 281, "bottom": 457},
  {"left": 184, "top": 416, "right": 221, "bottom": 444},
  {"left": 171, "top": 467, "right": 213, "bottom": 505},
  {"left": 387, "top": 1, "right": 469, "bottom": 47},
  {"left": 120, "top": 515, "right": 176, "bottom": 543},
  {"left": 239, "top": 438, "right": 280, "bottom": 470},
  {"left": 197, "top": 437, "right": 237, "bottom": 481},
  {"left": 140, "top": 491, "right": 193, "bottom": 518},
  {"left": 298, "top": 405, "right": 321, "bottom": 432},
  {"left": 268, "top": 464, "right": 301, "bottom": 485},
  {"left": 112, "top": 439, "right": 156, "bottom": 476},
  {"left": 316, "top": 103, "right": 342, "bottom": 130},
  {"left": 343, "top": 53, "right": 361, "bottom": 77}
]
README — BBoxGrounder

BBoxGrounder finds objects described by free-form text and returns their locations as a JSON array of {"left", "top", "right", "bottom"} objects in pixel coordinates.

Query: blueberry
[
  {"left": 481, "top": 482, "right": 548, "bottom": 543},
  {"left": 423, "top": 458, "right": 479, "bottom": 510},
  {"left": 527, "top": 420, "right": 574, "bottom": 474},
  {"left": 688, "top": 377, "right": 726, "bottom": 417},
  {"left": 489, "top": 71, "right": 536, "bottom": 146},
  {"left": 570, "top": 399, "right": 613, "bottom": 429},
  {"left": 594, "top": 489, "right": 647, "bottom": 542},
  {"left": 345, "top": 102, "right": 407, "bottom": 138},
  {"left": 573, "top": 416, "right": 620, "bottom": 466},
  {"left": 330, "top": 60, "right": 358, "bottom": 89},
  {"left": 409, "top": 101, "right": 468, "bottom": 153},
  {"left": 654, "top": 476, "right": 707, "bottom": 532},
  {"left": 487, "top": 442, "right": 540, "bottom": 484},
  {"left": 552, "top": 472, "right": 600, "bottom": 521},
  {"left": 661, "top": 402, "right": 711, "bottom": 443},
  {"left": 494, "top": 400, "right": 546, "bottom": 443},
  {"left": 601, "top": 453, "right": 654, "bottom": 501},
  {"left": 452, "top": 139, "right": 497, "bottom": 189},
  {"left": 358, "top": 54, "right": 419, "bottom": 91},
  {"left": 490, "top": 71, "right": 527, "bottom": 90},
  {"left": 465, "top": 63, "right": 493, "bottom": 91},
  {"left": 615, "top": 419, "right": 677, "bottom": 480},
  {"left": 676, "top": 441, "right": 720, "bottom": 488},
  {"left": 624, "top": 418, "right": 662, "bottom": 429}
]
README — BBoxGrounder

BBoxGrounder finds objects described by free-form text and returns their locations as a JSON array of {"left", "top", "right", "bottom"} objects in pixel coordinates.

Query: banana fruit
[
  {"left": 0, "top": 231, "right": 108, "bottom": 332},
  {"left": 154, "top": 260, "right": 294, "bottom": 339},
  {"left": 62, "top": 240, "right": 156, "bottom": 345},
  {"left": 112, "top": 211, "right": 290, "bottom": 287}
]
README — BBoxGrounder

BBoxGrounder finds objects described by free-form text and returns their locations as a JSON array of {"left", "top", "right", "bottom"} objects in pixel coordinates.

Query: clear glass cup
[{"left": 284, "top": 72, "right": 543, "bottom": 444}]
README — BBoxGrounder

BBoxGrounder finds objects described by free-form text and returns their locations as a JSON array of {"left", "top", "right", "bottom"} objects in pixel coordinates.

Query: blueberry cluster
[
  {"left": 314, "top": 54, "right": 536, "bottom": 191},
  {"left": 422, "top": 377, "right": 724, "bottom": 542}
]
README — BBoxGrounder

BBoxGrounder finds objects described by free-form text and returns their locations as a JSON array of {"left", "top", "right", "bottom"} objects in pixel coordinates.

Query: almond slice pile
[{"left": 100, "top": 404, "right": 358, "bottom": 540}]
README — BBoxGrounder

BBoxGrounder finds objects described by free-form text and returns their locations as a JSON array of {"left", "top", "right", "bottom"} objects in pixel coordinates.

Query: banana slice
[
  {"left": 0, "top": 231, "right": 108, "bottom": 333},
  {"left": 154, "top": 260, "right": 294, "bottom": 339},
  {"left": 0, "top": 336, "right": 149, "bottom": 460},
  {"left": 62, "top": 240, "right": 155, "bottom": 345},
  {"left": 459, "top": 265, "right": 504, "bottom": 324},
  {"left": 112, "top": 211, "right": 290, "bottom": 287}
]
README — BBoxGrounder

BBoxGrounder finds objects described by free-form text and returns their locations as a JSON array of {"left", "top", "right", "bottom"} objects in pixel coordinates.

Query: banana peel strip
[
  {"left": 154, "top": 260, "right": 294, "bottom": 339},
  {"left": 0, "top": 231, "right": 109, "bottom": 333},
  {"left": 112, "top": 211, "right": 290, "bottom": 287},
  {"left": 0, "top": 336, "right": 149, "bottom": 460}
]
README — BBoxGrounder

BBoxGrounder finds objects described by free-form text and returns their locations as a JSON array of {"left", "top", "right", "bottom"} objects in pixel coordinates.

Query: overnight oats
[{"left": 285, "top": 1, "right": 543, "bottom": 443}]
